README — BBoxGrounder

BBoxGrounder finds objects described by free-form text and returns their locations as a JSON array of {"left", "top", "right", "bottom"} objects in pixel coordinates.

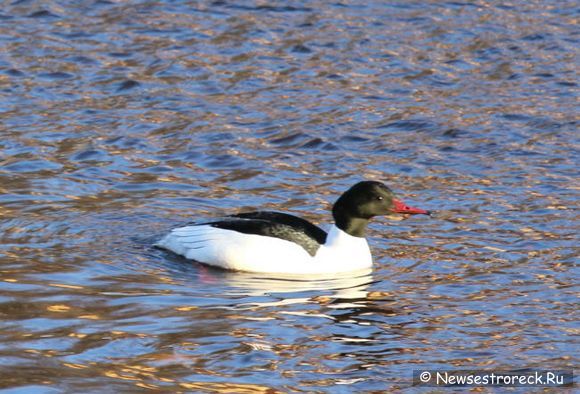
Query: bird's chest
[{"left": 315, "top": 226, "right": 373, "bottom": 269}]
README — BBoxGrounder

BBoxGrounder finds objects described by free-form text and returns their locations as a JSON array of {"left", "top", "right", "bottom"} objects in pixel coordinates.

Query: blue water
[{"left": 0, "top": 0, "right": 577, "bottom": 391}]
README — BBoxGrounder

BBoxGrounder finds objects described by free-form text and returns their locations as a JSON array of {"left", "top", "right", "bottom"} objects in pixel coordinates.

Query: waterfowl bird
[{"left": 156, "top": 181, "right": 430, "bottom": 275}]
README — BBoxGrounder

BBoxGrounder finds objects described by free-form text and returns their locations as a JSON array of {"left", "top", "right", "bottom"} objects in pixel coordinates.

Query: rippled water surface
[{"left": 0, "top": 0, "right": 578, "bottom": 392}]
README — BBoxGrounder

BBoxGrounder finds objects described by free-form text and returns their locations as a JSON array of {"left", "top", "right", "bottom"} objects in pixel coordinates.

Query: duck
[{"left": 155, "top": 181, "right": 430, "bottom": 275}]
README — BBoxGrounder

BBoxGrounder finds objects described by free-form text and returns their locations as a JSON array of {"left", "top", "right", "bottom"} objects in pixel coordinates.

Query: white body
[{"left": 155, "top": 224, "right": 373, "bottom": 275}]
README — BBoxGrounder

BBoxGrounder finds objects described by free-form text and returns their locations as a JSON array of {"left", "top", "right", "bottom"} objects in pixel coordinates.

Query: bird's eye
[{"left": 376, "top": 196, "right": 384, "bottom": 201}]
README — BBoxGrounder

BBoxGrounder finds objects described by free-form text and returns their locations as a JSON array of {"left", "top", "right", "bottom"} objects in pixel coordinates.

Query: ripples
[{"left": 1, "top": 0, "right": 578, "bottom": 391}]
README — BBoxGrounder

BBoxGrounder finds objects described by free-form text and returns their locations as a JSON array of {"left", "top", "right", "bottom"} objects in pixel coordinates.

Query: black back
[{"left": 204, "top": 211, "right": 327, "bottom": 257}]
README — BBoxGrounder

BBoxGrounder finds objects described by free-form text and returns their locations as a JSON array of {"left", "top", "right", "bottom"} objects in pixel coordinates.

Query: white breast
[{"left": 313, "top": 225, "right": 373, "bottom": 272}]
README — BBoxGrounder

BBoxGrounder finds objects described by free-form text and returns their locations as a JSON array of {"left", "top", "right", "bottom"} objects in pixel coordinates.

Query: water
[{"left": 0, "top": 0, "right": 577, "bottom": 391}]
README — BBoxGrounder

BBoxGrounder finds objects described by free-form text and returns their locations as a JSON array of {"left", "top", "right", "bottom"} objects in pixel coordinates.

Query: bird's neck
[{"left": 333, "top": 213, "right": 369, "bottom": 238}]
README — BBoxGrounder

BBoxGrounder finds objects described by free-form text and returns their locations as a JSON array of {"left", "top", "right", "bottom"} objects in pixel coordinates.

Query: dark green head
[{"left": 332, "top": 181, "right": 430, "bottom": 237}]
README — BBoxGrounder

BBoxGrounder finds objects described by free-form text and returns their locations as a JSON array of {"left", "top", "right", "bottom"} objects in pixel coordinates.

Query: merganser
[{"left": 155, "top": 181, "right": 430, "bottom": 275}]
